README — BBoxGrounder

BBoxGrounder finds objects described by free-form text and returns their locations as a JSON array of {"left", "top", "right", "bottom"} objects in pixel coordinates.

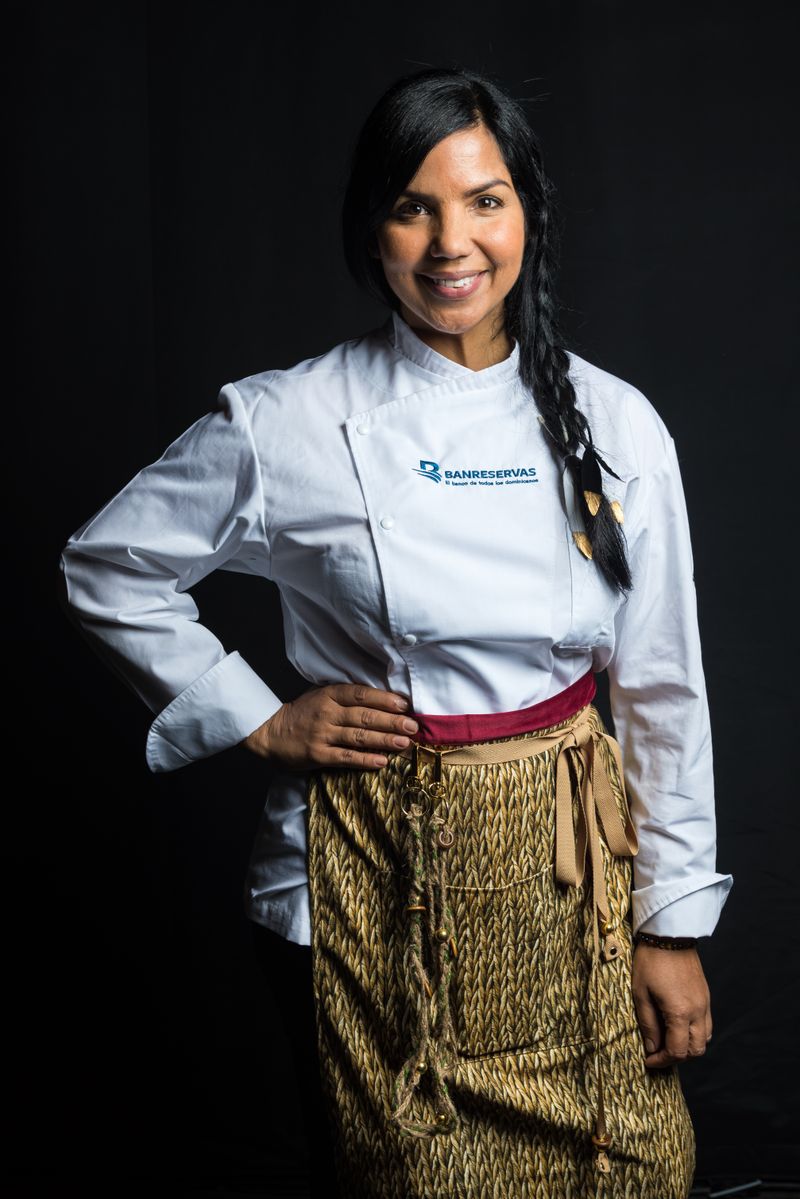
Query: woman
[{"left": 59, "top": 67, "right": 733, "bottom": 1198}]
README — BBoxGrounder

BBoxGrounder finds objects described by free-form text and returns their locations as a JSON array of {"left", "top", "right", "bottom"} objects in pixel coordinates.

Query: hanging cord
[
  {"left": 588, "top": 802, "right": 613, "bottom": 1177},
  {"left": 388, "top": 743, "right": 460, "bottom": 1137}
]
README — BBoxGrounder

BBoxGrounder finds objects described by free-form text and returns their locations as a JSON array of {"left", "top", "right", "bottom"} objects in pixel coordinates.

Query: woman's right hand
[{"left": 240, "top": 683, "right": 419, "bottom": 772}]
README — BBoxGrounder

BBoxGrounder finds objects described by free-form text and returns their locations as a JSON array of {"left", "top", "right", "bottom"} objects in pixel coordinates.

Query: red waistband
[{"left": 408, "top": 668, "right": 597, "bottom": 746}]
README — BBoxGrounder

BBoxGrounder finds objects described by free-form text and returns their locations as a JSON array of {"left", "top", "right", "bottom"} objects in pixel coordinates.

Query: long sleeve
[
  {"left": 606, "top": 425, "right": 734, "bottom": 939},
  {"left": 58, "top": 380, "right": 284, "bottom": 773}
]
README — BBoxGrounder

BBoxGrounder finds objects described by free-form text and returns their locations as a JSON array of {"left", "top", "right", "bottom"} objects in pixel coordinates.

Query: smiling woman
[{"left": 59, "top": 63, "right": 732, "bottom": 1199}]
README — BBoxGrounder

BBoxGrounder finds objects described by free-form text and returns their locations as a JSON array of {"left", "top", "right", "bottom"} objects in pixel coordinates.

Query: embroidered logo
[
  {"left": 412, "top": 460, "right": 443, "bottom": 482},
  {"left": 412, "top": 458, "right": 539, "bottom": 487}
]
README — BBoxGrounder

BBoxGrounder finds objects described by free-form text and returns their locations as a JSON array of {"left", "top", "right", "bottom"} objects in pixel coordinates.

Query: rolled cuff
[
  {"left": 145, "top": 650, "right": 284, "bottom": 773},
  {"left": 631, "top": 872, "right": 734, "bottom": 939}
]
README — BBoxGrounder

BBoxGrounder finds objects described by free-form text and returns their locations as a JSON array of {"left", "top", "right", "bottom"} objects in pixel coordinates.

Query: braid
[
  {"left": 508, "top": 168, "right": 633, "bottom": 597},
  {"left": 529, "top": 189, "right": 589, "bottom": 455}
]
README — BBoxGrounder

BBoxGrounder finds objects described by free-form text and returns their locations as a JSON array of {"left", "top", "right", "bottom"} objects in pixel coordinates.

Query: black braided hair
[{"left": 341, "top": 66, "right": 633, "bottom": 596}]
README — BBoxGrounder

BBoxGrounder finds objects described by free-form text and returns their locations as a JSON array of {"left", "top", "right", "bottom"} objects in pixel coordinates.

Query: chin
[
  {"left": 415, "top": 309, "right": 478, "bottom": 334},
  {"left": 423, "top": 303, "right": 496, "bottom": 329}
]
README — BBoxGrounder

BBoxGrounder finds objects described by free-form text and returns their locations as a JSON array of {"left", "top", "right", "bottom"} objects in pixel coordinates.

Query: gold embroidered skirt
[{"left": 306, "top": 701, "right": 696, "bottom": 1198}]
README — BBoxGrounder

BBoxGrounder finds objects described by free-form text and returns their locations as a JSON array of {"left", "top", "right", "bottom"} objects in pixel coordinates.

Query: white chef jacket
[{"left": 59, "top": 309, "right": 734, "bottom": 946}]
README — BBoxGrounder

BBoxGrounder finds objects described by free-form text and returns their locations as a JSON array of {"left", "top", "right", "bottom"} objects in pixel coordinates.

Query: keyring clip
[{"left": 401, "top": 786, "right": 431, "bottom": 819}]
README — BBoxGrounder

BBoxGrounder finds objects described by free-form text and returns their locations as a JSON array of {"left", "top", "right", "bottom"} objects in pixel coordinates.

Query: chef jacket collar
[{"left": 385, "top": 309, "right": 521, "bottom": 384}]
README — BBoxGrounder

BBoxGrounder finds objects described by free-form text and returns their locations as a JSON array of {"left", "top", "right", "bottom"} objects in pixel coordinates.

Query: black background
[{"left": 9, "top": 1, "right": 799, "bottom": 1195}]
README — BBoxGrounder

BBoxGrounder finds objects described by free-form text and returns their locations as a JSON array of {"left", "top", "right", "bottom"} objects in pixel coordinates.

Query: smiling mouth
[{"left": 419, "top": 271, "right": 487, "bottom": 289}]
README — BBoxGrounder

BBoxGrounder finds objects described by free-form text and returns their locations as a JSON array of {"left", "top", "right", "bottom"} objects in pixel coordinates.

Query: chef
[{"left": 58, "top": 64, "right": 734, "bottom": 1199}]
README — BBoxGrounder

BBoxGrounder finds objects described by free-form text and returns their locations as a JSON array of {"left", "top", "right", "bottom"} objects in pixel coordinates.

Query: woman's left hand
[{"left": 631, "top": 944, "right": 713, "bottom": 1069}]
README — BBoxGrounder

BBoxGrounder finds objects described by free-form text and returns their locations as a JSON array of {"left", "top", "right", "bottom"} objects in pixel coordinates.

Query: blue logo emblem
[{"left": 412, "top": 460, "right": 442, "bottom": 482}]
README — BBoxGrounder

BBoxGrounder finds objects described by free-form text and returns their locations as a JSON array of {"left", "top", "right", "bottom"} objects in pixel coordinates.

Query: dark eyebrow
[{"left": 398, "top": 179, "right": 513, "bottom": 202}]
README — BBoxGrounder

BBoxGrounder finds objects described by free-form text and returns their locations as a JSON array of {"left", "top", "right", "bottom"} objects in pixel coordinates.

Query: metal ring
[{"left": 401, "top": 788, "right": 430, "bottom": 818}]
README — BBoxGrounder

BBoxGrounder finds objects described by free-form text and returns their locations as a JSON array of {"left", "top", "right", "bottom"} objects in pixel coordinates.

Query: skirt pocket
[
  {"left": 448, "top": 856, "right": 595, "bottom": 1056},
  {"left": 440, "top": 740, "right": 606, "bottom": 1058}
]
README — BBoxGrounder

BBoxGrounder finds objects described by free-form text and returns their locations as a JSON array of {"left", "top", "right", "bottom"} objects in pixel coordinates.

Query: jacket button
[
  {"left": 380, "top": 516, "right": 395, "bottom": 530},
  {"left": 356, "top": 422, "right": 370, "bottom": 434},
  {"left": 400, "top": 633, "right": 417, "bottom": 646}
]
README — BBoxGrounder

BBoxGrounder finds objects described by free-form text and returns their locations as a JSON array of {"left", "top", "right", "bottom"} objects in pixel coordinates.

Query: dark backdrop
[{"left": 9, "top": 2, "right": 798, "bottom": 1195}]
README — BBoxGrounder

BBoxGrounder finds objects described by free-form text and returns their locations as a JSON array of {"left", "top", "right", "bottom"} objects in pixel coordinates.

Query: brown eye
[{"left": 394, "top": 201, "right": 427, "bottom": 218}]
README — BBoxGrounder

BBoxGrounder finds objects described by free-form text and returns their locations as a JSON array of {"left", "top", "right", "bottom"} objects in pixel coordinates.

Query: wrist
[
  {"left": 243, "top": 714, "right": 276, "bottom": 761},
  {"left": 633, "top": 931, "right": 699, "bottom": 950}
]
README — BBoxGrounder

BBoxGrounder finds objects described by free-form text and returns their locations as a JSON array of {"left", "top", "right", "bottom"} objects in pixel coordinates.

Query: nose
[{"left": 427, "top": 205, "right": 474, "bottom": 259}]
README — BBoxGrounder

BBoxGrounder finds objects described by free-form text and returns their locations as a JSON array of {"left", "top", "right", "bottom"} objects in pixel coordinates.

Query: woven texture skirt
[{"left": 306, "top": 699, "right": 696, "bottom": 1198}]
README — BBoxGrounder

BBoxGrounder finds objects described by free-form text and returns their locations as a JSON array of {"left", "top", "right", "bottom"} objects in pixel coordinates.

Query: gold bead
[
  {"left": 583, "top": 489, "right": 602, "bottom": 516},
  {"left": 435, "top": 1112, "right": 449, "bottom": 1126},
  {"left": 435, "top": 926, "right": 449, "bottom": 942},
  {"left": 572, "top": 531, "right": 593, "bottom": 560}
]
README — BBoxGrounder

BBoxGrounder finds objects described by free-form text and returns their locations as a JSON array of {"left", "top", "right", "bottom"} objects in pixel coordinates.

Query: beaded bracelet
[{"left": 633, "top": 931, "right": 698, "bottom": 950}]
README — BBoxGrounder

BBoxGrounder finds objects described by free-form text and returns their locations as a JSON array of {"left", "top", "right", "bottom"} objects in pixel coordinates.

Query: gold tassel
[
  {"left": 572, "top": 531, "right": 593, "bottom": 559},
  {"left": 583, "top": 489, "right": 602, "bottom": 516},
  {"left": 610, "top": 500, "right": 624, "bottom": 525}
]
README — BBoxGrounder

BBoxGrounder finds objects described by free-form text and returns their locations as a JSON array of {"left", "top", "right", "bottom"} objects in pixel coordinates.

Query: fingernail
[
  {"left": 645, "top": 1038, "right": 656, "bottom": 1054},
  {"left": 396, "top": 698, "right": 409, "bottom": 710},
  {"left": 403, "top": 719, "right": 418, "bottom": 733}
]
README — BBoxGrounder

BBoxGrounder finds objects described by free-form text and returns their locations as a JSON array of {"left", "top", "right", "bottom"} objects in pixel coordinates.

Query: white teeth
[{"left": 428, "top": 274, "right": 480, "bottom": 288}]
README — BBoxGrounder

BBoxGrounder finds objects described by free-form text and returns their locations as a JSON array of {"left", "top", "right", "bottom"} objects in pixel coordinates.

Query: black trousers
[{"left": 249, "top": 919, "right": 341, "bottom": 1199}]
